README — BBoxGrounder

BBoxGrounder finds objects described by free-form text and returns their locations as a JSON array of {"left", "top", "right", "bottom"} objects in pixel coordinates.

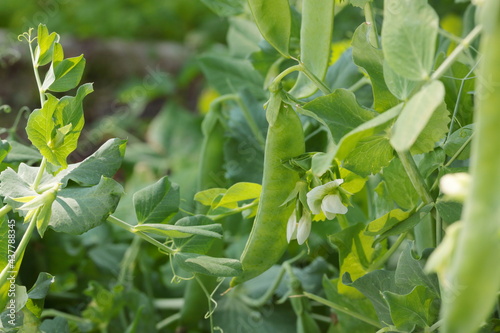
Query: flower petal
[
  {"left": 287, "top": 210, "right": 298, "bottom": 243},
  {"left": 321, "top": 194, "right": 348, "bottom": 217},
  {"left": 297, "top": 212, "right": 312, "bottom": 245}
]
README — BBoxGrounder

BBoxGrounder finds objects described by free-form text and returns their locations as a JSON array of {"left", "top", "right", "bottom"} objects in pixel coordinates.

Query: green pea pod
[
  {"left": 440, "top": 2, "right": 500, "bottom": 332},
  {"left": 230, "top": 96, "right": 305, "bottom": 287},
  {"left": 248, "top": 0, "right": 292, "bottom": 57},
  {"left": 177, "top": 104, "right": 226, "bottom": 331},
  {"left": 289, "top": 0, "right": 335, "bottom": 98}
]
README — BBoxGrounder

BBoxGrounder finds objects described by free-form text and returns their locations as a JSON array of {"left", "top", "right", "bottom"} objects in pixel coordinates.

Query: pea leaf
[
  {"left": 383, "top": 285, "right": 439, "bottom": 332},
  {"left": 215, "top": 182, "right": 261, "bottom": 208},
  {"left": 390, "top": 80, "right": 445, "bottom": 153},
  {"left": 26, "top": 83, "right": 93, "bottom": 167},
  {"left": 40, "top": 317, "right": 69, "bottom": 333},
  {"left": 26, "top": 272, "right": 55, "bottom": 317},
  {"left": 1, "top": 141, "right": 41, "bottom": 163},
  {"left": 0, "top": 140, "right": 11, "bottom": 164},
  {"left": 35, "top": 24, "right": 59, "bottom": 66},
  {"left": 42, "top": 55, "right": 86, "bottom": 92},
  {"left": 303, "top": 89, "right": 375, "bottom": 143},
  {"left": 194, "top": 188, "right": 227, "bottom": 207},
  {"left": 173, "top": 215, "right": 221, "bottom": 254},
  {"left": 352, "top": 23, "right": 399, "bottom": 112},
  {"left": 343, "top": 134, "right": 395, "bottom": 177},
  {"left": 133, "top": 176, "right": 180, "bottom": 225},
  {"left": 365, "top": 209, "right": 412, "bottom": 236},
  {"left": 173, "top": 252, "right": 242, "bottom": 277},
  {"left": 383, "top": 61, "right": 421, "bottom": 101},
  {"left": 134, "top": 223, "right": 222, "bottom": 240},
  {"left": 48, "top": 177, "right": 124, "bottom": 235},
  {"left": 382, "top": 0, "right": 438, "bottom": 80},
  {"left": 411, "top": 102, "right": 450, "bottom": 155},
  {"left": 382, "top": 157, "right": 419, "bottom": 210},
  {"left": 436, "top": 200, "right": 462, "bottom": 226},
  {"left": 444, "top": 125, "right": 473, "bottom": 160},
  {"left": 228, "top": 17, "right": 262, "bottom": 58}
]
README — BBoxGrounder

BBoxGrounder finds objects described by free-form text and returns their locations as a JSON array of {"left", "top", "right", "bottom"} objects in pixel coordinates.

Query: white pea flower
[
  {"left": 440, "top": 172, "right": 471, "bottom": 202},
  {"left": 306, "top": 179, "right": 348, "bottom": 220},
  {"left": 286, "top": 210, "right": 312, "bottom": 245}
]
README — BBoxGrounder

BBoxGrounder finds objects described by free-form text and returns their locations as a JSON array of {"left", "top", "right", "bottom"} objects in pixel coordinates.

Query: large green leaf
[
  {"left": 48, "top": 177, "right": 124, "bottom": 235},
  {"left": 26, "top": 84, "right": 93, "bottom": 167},
  {"left": 303, "top": 89, "right": 375, "bottom": 143},
  {"left": 390, "top": 80, "right": 445, "bottom": 153},
  {"left": 133, "top": 176, "right": 179, "bottom": 225},
  {"left": 352, "top": 23, "right": 399, "bottom": 112},
  {"left": 173, "top": 252, "right": 242, "bottom": 277},
  {"left": 382, "top": 0, "right": 438, "bottom": 80},
  {"left": 2, "top": 141, "right": 41, "bottom": 163},
  {"left": 42, "top": 55, "right": 86, "bottom": 92},
  {"left": 383, "top": 61, "right": 421, "bottom": 101},
  {"left": 227, "top": 17, "right": 262, "bottom": 58}
]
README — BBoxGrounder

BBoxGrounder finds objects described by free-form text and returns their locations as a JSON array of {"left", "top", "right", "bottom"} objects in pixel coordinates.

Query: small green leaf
[
  {"left": 383, "top": 61, "right": 421, "bottom": 101},
  {"left": 134, "top": 223, "right": 222, "bottom": 239},
  {"left": 0, "top": 140, "right": 11, "bottom": 164},
  {"left": 173, "top": 215, "right": 221, "bottom": 254},
  {"left": 411, "top": 102, "right": 450, "bottom": 155},
  {"left": 382, "top": 157, "right": 419, "bottom": 210},
  {"left": 36, "top": 24, "right": 59, "bottom": 66},
  {"left": 383, "top": 285, "right": 439, "bottom": 332},
  {"left": 43, "top": 55, "right": 86, "bottom": 92},
  {"left": 200, "top": 0, "right": 245, "bottom": 17},
  {"left": 365, "top": 209, "right": 411, "bottom": 236},
  {"left": 444, "top": 125, "right": 473, "bottom": 160},
  {"left": 352, "top": 23, "right": 399, "bottom": 112},
  {"left": 133, "top": 176, "right": 180, "bottom": 225},
  {"left": 436, "top": 199, "right": 462, "bottom": 225},
  {"left": 343, "top": 134, "right": 394, "bottom": 177},
  {"left": 194, "top": 188, "right": 227, "bottom": 207},
  {"left": 173, "top": 252, "right": 242, "bottom": 277},
  {"left": 303, "top": 89, "right": 376, "bottom": 143},
  {"left": 390, "top": 80, "right": 445, "bottom": 152},
  {"left": 40, "top": 317, "right": 69, "bottom": 333},
  {"left": 382, "top": 0, "right": 439, "bottom": 80},
  {"left": 215, "top": 182, "right": 261, "bottom": 208}
]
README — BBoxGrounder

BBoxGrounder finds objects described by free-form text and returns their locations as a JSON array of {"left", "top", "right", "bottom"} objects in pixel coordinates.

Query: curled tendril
[
  {"left": 17, "top": 28, "right": 36, "bottom": 43},
  {"left": 169, "top": 258, "right": 195, "bottom": 284},
  {"left": 0, "top": 104, "right": 11, "bottom": 114}
]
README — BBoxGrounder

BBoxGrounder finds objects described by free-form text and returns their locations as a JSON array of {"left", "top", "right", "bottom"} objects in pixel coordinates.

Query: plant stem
[
  {"left": 364, "top": 2, "right": 381, "bottom": 48},
  {"left": 444, "top": 133, "right": 474, "bottom": 167},
  {"left": 41, "top": 309, "right": 92, "bottom": 324},
  {"left": 368, "top": 232, "right": 408, "bottom": 271},
  {"left": 194, "top": 275, "right": 215, "bottom": 333},
  {"left": 0, "top": 219, "right": 37, "bottom": 289},
  {"left": 32, "top": 157, "right": 47, "bottom": 192},
  {"left": 347, "top": 77, "right": 370, "bottom": 93},
  {"left": 117, "top": 236, "right": 142, "bottom": 285},
  {"left": 0, "top": 204, "right": 12, "bottom": 219},
  {"left": 107, "top": 215, "right": 175, "bottom": 255},
  {"left": 430, "top": 25, "right": 482, "bottom": 81},
  {"left": 269, "top": 65, "right": 302, "bottom": 92},
  {"left": 299, "top": 64, "right": 332, "bottom": 95},
  {"left": 27, "top": 37, "right": 45, "bottom": 107},
  {"left": 337, "top": 214, "right": 349, "bottom": 230},
  {"left": 303, "top": 292, "right": 383, "bottom": 329}
]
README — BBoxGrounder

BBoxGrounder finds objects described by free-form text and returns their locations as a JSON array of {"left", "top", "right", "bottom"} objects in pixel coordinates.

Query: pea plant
[{"left": 1, "top": 0, "right": 500, "bottom": 332}]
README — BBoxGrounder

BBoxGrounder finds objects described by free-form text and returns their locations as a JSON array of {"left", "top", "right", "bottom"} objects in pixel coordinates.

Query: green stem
[
  {"left": 368, "top": 232, "right": 408, "bottom": 271},
  {"left": 336, "top": 214, "right": 349, "bottom": 230},
  {"left": 194, "top": 275, "right": 215, "bottom": 333},
  {"left": 117, "top": 236, "right": 142, "bottom": 285},
  {"left": 41, "top": 309, "right": 92, "bottom": 324},
  {"left": 299, "top": 64, "right": 332, "bottom": 95},
  {"left": 347, "top": 77, "right": 370, "bottom": 93},
  {"left": 303, "top": 292, "right": 383, "bottom": 329},
  {"left": 270, "top": 65, "right": 303, "bottom": 92},
  {"left": 0, "top": 204, "right": 12, "bottom": 219},
  {"left": 32, "top": 157, "right": 47, "bottom": 192},
  {"left": 107, "top": 215, "right": 175, "bottom": 255},
  {"left": 27, "top": 38, "right": 45, "bottom": 107},
  {"left": 0, "top": 219, "right": 37, "bottom": 289},
  {"left": 444, "top": 133, "right": 474, "bottom": 167},
  {"left": 430, "top": 25, "right": 483, "bottom": 81},
  {"left": 397, "top": 151, "right": 433, "bottom": 204},
  {"left": 364, "top": 2, "right": 380, "bottom": 48},
  {"left": 156, "top": 313, "right": 181, "bottom": 331}
]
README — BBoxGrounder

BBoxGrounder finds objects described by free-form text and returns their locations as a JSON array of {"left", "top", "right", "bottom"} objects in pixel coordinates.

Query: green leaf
[
  {"left": 383, "top": 61, "right": 421, "bottom": 101},
  {"left": 436, "top": 199, "right": 462, "bottom": 225},
  {"left": 248, "top": 0, "right": 291, "bottom": 57},
  {"left": 49, "top": 177, "right": 124, "bottom": 235},
  {"left": 0, "top": 140, "right": 11, "bottom": 164},
  {"left": 198, "top": 53, "right": 266, "bottom": 99},
  {"left": 444, "top": 125, "right": 473, "bottom": 160},
  {"left": 352, "top": 23, "right": 399, "bottom": 112},
  {"left": 303, "top": 89, "right": 375, "bottom": 143},
  {"left": 173, "top": 252, "right": 242, "bottom": 277},
  {"left": 215, "top": 182, "right": 261, "bottom": 208},
  {"left": 133, "top": 176, "right": 180, "bottom": 225},
  {"left": 365, "top": 209, "right": 411, "bottom": 236},
  {"left": 40, "top": 317, "right": 69, "bottom": 333},
  {"left": 1, "top": 141, "right": 41, "bottom": 163},
  {"left": 26, "top": 83, "right": 93, "bottom": 167},
  {"left": 173, "top": 215, "right": 221, "bottom": 254},
  {"left": 343, "top": 134, "right": 394, "bottom": 177},
  {"left": 382, "top": 0, "right": 439, "bottom": 80},
  {"left": 200, "top": 0, "right": 245, "bottom": 17},
  {"left": 42, "top": 55, "right": 86, "bottom": 92},
  {"left": 25, "top": 272, "right": 55, "bottom": 317},
  {"left": 390, "top": 80, "right": 445, "bottom": 152},
  {"left": 330, "top": 223, "right": 383, "bottom": 298},
  {"left": 228, "top": 17, "right": 262, "bottom": 58},
  {"left": 411, "top": 102, "right": 450, "bottom": 155},
  {"left": 134, "top": 223, "right": 222, "bottom": 239},
  {"left": 56, "top": 138, "right": 127, "bottom": 186},
  {"left": 194, "top": 188, "right": 227, "bottom": 207},
  {"left": 383, "top": 285, "right": 439, "bottom": 332},
  {"left": 382, "top": 157, "right": 419, "bottom": 210},
  {"left": 35, "top": 24, "right": 59, "bottom": 66},
  {"left": 82, "top": 281, "right": 124, "bottom": 325}
]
